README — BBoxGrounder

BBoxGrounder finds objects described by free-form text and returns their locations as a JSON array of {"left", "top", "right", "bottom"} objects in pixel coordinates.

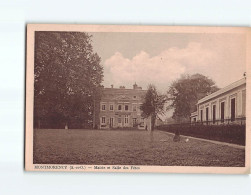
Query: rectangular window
[
  {"left": 206, "top": 107, "right": 209, "bottom": 122},
  {"left": 200, "top": 110, "right": 203, "bottom": 122},
  {"left": 110, "top": 104, "right": 113, "bottom": 111},
  {"left": 109, "top": 118, "right": 114, "bottom": 127},
  {"left": 125, "top": 105, "right": 129, "bottom": 111},
  {"left": 140, "top": 118, "right": 144, "bottom": 126},
  {"left": 212, "top": 105, "right": 216, "bottom": 124},
  {"left": 101, "top": 104, "right": 106, "bottom": 111},
  {"left": 133, "top": 105, "right": 137, "bottom": 112},
  {"left": 139, "top": 104, "right": 142, "bottom": 111},
  {"left": 133, "top": 118, "right": 137, "bottom": 127},
  {"left": 125, "top": 115, "right": 129, "bottom": 123},
  {"left": 118, "top": 105, "right": 122, "bottom": 111},
  {"left": 231, "top": 98, "right": 236, "bottom": 121},
  {"left": 118, "top": 117, "right": 121, "bottom": 123},
  {"left": 101, "top": 117, "right": 106, "bottom": 124},
  {"left": 221, "top": 102, "right": 225, "bottom": 122}
]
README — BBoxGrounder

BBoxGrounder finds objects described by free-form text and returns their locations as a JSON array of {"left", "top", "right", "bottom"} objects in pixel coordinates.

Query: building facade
[
  {"left": 191, "top": 78, "right": 246, "bottom": 124},
  {"left": 95, "top": 84, "right": 150, "bottom": 129}
]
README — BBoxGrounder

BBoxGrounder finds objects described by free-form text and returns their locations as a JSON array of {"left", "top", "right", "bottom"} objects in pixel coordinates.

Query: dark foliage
[
  {"left": 157, "top": 123, "right": 245, "bottom": 145},
  {"left": 167, "top": 74, "right": 219, "bottom": 122},
  {"left": 34, "top": 31, "right": 103, "bottom": 129}
]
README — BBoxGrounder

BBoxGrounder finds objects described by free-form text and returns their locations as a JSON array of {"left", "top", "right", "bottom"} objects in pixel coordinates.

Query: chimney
[
  {"left": 111, "top": 84, "right": 113, "bottom": 88},
  {"left": 133, "top": 82, "right": 142, "bottom": 90},
  {"left": 133, "top": 82, "right": 137, "bottom": 89}
]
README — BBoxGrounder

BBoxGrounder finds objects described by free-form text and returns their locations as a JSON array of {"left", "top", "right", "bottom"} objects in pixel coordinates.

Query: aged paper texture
[{"left": 25, "top": 24, "right": 251, "bottom": 174}]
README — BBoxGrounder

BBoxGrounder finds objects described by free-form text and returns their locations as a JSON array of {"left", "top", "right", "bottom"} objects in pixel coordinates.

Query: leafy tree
[
  {"left": 34, "top": 31, "right": 103, "bottom": 128},
  {"left": 140, "top": 84, "right": 166, "bottom": 131},
  {"left": 167, "top": 74, "right": 219, "bottom": 122}
]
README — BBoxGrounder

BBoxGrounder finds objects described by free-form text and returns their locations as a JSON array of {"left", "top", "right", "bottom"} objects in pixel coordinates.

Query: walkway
[{"left": 156, "top": 130, "right": 245, "bottom": 150}]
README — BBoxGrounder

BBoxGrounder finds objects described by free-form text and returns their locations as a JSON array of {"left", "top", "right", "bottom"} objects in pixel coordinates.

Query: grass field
[{"left": 33, "top": 129, "right": 245, "bottom": 167}]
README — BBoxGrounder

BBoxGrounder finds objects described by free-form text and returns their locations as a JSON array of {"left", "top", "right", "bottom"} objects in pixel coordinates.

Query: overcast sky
[{"left": 90, "top": 32, "right": 246, "bottom": 94}]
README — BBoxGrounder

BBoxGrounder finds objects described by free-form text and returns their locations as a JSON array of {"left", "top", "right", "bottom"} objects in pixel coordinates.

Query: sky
[{"left": 90, "top": 32, "right": 246, "bottom": 93}]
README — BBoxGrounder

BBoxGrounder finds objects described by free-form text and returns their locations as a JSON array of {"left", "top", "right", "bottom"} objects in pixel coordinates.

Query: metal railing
[{"left": 192, "top": 117, "right": 246, "bottom": 126}]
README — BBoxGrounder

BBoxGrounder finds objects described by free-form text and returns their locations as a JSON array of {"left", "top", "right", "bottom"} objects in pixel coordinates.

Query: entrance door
[
  {"left": 110, "top": 118, "right": 114, "bottom": 127},
  {"left": 231, "top": 98, "right": 236, "bottom": 121}
]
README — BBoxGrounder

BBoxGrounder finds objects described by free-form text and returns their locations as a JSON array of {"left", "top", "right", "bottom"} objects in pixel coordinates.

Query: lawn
[{"left": 33, "top": 129, "right": 245, "bottom": 167}]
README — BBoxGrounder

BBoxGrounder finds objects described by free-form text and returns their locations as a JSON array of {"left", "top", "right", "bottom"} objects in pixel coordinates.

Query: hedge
[{"left": 157, "top": 123, "right": 245, "bottom": 145}]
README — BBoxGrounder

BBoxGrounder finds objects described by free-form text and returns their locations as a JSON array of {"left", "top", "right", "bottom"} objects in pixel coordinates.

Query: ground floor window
[
  {"left": 118, "top": 117, "right": 121, "bottom": 123},
  {"left": 101, "top": 117, "right": 106, "bottom": 124},
  {"left": 231, "top": 98, "right": 236, "bottom": 122},
  {"left": 212, "top": 104, "right": 216, "bottom": 124},
  {"left": 109, "top": 117, "right": 114, "bottom": 127},
  {"left": 140, "top": 118, "right": 144, "bottom": 127},
  {"left": 125, "top": 115, "right": 129, "bottom": 124},
  {"left": 133, "top": 118, "right": 137, "bottom": 126},
  {"left": 206, "top": 107, "right": 209, "bottom": 122},
  {"left": 221, "top": 102, "right": 225, "bottom": 122}
]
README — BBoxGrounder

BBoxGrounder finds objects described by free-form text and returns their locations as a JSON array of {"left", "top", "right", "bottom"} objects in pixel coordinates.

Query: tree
[
  {"left": 167, "top": 74, "right": 219, "bottom": 122},
  {"left": 140, "top": 84, "right": 166, "bottom": 131},
  {"left": 34, "top": 32, "right": 103, "bottom": 128}
]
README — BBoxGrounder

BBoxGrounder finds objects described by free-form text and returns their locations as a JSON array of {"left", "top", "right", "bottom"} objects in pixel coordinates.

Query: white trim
[{"left": 198, "top": 78, "right": 246, "bottom": 104}]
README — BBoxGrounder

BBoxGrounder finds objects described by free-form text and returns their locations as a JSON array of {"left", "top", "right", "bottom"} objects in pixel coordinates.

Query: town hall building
[{"left": 94, "top": 83, "right": 150, "bottom": 129}]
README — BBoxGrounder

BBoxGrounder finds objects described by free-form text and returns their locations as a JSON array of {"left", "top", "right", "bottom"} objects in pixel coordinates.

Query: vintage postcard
[{"left": 25, "top": 24, "right": 250, "bottom": 174}]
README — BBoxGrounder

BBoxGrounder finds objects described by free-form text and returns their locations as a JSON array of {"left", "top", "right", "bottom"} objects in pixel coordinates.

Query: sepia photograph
[{"left": 25, "top": 24, "right": 250, "bottom": 173}]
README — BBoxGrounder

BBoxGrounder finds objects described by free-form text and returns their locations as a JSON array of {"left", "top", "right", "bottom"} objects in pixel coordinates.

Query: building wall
[
  {"left": 95, "top": 84, "right": 150, "bottom": 129},
  {"left": 196, "top": 83, "right": 246, "bottom": 124},
  {"left": 190, "top": 111, "right": 198, "bottom": 123}
]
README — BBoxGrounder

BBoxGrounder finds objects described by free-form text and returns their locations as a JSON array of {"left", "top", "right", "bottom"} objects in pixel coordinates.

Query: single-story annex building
[{"left": 191, "top": 77, "right": 246, "bottom": 125}]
